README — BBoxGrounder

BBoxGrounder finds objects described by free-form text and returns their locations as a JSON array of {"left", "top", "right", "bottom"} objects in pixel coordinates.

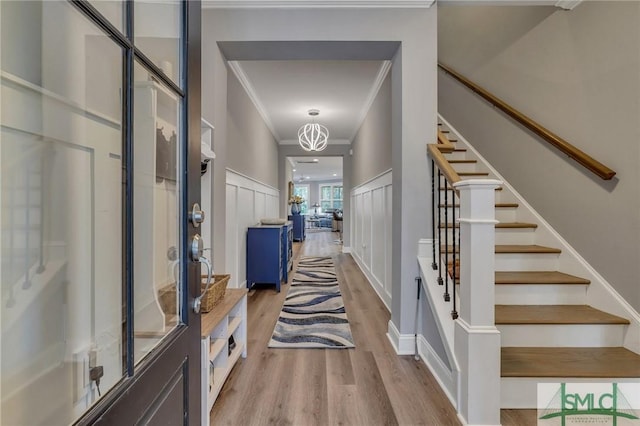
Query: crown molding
[
  {"left": 227, "top": 61, "right": 282, "bottom": 141},
  {"left": 439, "top": 0, "right": 579, "bottom": 6},
  {"left": 280, "top": 139, "right": 351, "bottom": 145},
  {"left": 349, "top": 60, "right": 392, "bottom": 143},
  {"left": 555, "top": 0, "right": 582, "bottom": 10},
  {"left": 204, "top": 0, "right": 435, "bottom": 8}
]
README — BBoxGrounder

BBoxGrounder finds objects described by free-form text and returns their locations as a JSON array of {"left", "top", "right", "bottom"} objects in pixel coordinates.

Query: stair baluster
[
  {"left": 431, "top": 160, "right": 437, "bottom": 270},
  {"left": 437, "top": 169, "right": 443, "bottom": 286},
  {"left": 451, "top": 192, "right": 458, "bottom": 319},
  {"left": 443, "top": 181, "right": 450, "bottom": 302}
]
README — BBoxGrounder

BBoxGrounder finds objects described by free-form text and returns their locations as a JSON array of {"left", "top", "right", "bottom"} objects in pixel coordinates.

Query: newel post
[{"left": 453, "top": 179, "right": 502, "bottom": 426}]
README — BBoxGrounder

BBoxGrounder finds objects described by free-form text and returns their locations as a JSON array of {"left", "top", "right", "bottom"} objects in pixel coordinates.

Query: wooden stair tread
[
  {"left": 495, "top": 305, "right": 630, "bottom": 325},
  {"left": 440, "top": 222, "right": 537, "bottom": 229},
  {"left": 441, "top": 245, "right": 562, "bottom": 254},
  {"left": 496, "top": 245, "right": 561, "bottom": 254},
  {"left": 495, "top": 271, "right": 590, "bottom": 285},
  {"left": 501, "top": 347, "right": 640, "bottom": 378},
  {"left": 496, "top": 222, "right": 537, "bottom": 229},
  {"left": 438, "top": 202, "right": 519, "bottom": 208},
  {"left": 442, "top": 186, "right": 501, "bottom": 191},
  {"left": 456, "top": 172, "right": 490, "bottom": 176},
  {"left": 448, "top": 160, "right": 477, "bottom": 164}
]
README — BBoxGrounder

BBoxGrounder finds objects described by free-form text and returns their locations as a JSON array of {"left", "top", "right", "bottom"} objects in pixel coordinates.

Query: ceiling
[
  {"left": 289, "top": 156, "right": 342, "bottom": 182},
  {"left": 229, "top": 60, "right": 390, "bottom": 145}
]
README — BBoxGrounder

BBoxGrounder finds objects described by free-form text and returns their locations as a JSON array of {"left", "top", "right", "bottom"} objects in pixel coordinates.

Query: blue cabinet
[
  {"left": 246, "top": 223, "right": 292, "bottom": 292},
  {"left": 282, "top": 222, "right": 293, "bottom": 282},
  {"left": 288, "top": 215, "right": 306, "bottom": 242}
]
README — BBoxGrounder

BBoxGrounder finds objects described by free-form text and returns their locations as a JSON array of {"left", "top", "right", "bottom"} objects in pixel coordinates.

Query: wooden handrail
[
  {"left": 428, "top": 144, "right": 461, "bottom": 187},
  {"left": 438, "top": 63, "right": 616, "bottom": 181},
  {"left": 437, "top": 130, "right": 455, "bottom": 153}
]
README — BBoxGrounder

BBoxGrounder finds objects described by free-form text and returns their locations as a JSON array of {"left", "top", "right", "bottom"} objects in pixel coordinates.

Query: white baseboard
[
  {"left": 351, "top": 250, "right": 391, "bottom": 311},
  {"left": 417, "top": 335, "right": 458, "bottom": 409},
  {"left": 456, "top": 413, "right": 501, "bottom": 426},
  {"left": 387, "top": 320, "right": 415, "bottom": 355}
]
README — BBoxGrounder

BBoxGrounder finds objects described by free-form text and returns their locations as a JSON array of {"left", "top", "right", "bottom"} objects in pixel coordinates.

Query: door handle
[
  {"left": 193, "top": 256, "right": 213, "bottom": 314},
  {"left": 189, "top": 203, "right": 205, "bottom": 227}
]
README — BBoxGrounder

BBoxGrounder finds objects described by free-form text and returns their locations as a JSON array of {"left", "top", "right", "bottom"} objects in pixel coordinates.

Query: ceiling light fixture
[{"left": 298, "top": 109, "right": 328, "bottom": 152}]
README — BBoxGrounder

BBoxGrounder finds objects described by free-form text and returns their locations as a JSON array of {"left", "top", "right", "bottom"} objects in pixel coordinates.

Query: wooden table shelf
[{"left": 200, "top": 288, "right": 247, "bottom": 425}]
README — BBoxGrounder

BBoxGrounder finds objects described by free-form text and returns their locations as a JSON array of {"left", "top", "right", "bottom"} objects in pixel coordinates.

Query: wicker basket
[
  {"left": 200, "top": 274, "right": 230, "bottom": 313},
  {"left": 157, "top": 274, "right": 230, "bottom": 315}
]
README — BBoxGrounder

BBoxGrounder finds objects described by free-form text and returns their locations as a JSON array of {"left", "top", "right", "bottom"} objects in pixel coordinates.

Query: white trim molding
[
  {"left": 387, "top": 320, "right": 415, "bottom": 355},
  {"left": 227, "top": 61, "right": 281, "bottom": 141},
  {"left": 555, "top": 0, "right": 582, "bottom": 10},
  {"left": 351, "top": 170, "right": 392, "bottom": 309},
  {"left": 204, "top": 0, "right": 435, "bottom": 8},
  {"left": 349, "top": 61, "right": 392, "bottom": 142},
  {"left": 225, "top": 169, "right": 280, "bottom": 289},
  {"left": 417, "top": 335, "right": 458, "bottom": 409}
]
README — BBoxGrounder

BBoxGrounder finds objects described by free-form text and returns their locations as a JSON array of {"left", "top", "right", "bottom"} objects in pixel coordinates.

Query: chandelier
[{"left": 298, "top": 109, "right": 329, "bottom": 152}]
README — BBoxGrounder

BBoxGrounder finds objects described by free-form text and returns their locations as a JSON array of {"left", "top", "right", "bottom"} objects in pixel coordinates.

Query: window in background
[
  {"left": 320, "top": 184, "right": 343, "bottom": 211},
  {"left": 293, "top": 184, "right": 309, "bottom": 215}
]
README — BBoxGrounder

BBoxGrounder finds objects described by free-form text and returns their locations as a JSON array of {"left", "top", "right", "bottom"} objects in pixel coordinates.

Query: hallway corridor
[{"left": 210, "top": 231, "right": 535, "bottom": 425}]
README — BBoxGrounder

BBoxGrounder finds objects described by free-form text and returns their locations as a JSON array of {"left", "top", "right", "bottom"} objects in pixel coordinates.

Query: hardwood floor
[{"left": 210, "top": 231, "right": 532, "bottom": 425}]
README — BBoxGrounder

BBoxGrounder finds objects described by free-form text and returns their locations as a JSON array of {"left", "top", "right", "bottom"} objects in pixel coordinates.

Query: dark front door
[
  {"left": 0, "top": 1, "right": 203, "bottom": 424},
  {"left": 80, "top": 1, "right": 204, "bottom": 424}
]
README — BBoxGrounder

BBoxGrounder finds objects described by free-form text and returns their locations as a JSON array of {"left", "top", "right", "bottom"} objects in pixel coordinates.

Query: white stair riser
[
  {"left": 440, "top": 226, "right": 535, "bottom": 245},
  {"left": 494, "top": 228, "right": 536, "bottom": 245},
  {"left": 496, "top": 253, "right": 560, "bottom": 271},
  {"left": 495, "top": 284, "right": 588, "bottom": 305},
  {"left": 439, "top": 207, "right": 518, "bottom": 222},
  {"left": 441, "top": 151, "right": 468, "bottom": 161},
  {"left": 498, "top": 324, "right": 626, "bottom": 347},
  {"left": 445, "top": 162, "right": 480, "bottom": 173},
  {"left": 501, "top": 377, "right": 640, "bottom": 409},
  {"left": 495, "top": 208, "right": 518, "bottom": 223}
]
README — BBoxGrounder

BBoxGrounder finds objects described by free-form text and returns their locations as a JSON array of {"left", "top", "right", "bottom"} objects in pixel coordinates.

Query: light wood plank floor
[{"left": 211, "top": 230, "right": 534, "bottom": 425}]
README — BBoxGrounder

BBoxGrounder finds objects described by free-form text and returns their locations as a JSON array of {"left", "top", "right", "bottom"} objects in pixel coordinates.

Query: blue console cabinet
[
  {"left": 288, "top": 215, "right": 306, "bottom": 242},
  {"left": 246, "top": 222, "right": 292, "bottom": 292}
]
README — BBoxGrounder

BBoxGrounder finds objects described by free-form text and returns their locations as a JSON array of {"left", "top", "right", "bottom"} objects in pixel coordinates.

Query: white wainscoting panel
[
  {"left": 225, "top": 169, "right": 279, "bottom": 288},
  {"left": 350, "top": 170, "right": 392, "bottom": 309}
]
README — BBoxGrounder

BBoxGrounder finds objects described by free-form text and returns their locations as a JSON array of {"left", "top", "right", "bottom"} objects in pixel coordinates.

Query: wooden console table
[{"left": 200, "top": 288, "right": 247, "bottom": 425}]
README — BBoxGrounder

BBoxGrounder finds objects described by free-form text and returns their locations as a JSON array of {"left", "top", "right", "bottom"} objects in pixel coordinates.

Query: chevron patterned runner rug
[{"left": 268, "top": 256, "right": 355, "bottom": 349}]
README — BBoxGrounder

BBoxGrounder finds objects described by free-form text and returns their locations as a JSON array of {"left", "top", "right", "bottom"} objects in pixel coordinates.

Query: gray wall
[
  {"left": 351, "top": 72, "right": 392, "bottom": 187},
  {"left": 226, "top": 69, "right": 280, "bottom": 188},
  {"left": 438, "top": 2, "right": 640, "bottom": 310},
  {"left": 202, "top": 7, "right": 438, "bottom": 340}
]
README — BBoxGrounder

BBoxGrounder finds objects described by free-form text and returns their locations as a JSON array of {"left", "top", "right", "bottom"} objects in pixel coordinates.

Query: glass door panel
[
  {"left": 1, "top": 1, "right": 123, "bottom": 424},
  {"left": 134, "top": 0, "right": 182, "bottom": 87},
  {"left": 87, "top": 0, "right": 125, "bottom": 32},
  {"left": 132, "top": 60, "right": 182, "bottom": 365}
]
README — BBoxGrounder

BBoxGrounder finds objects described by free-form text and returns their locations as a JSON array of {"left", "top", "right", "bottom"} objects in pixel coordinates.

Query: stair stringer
[
  {"left": 417, "top": 240, "right": 460, "bottom": 409},
  {"left": 438, "top": 114, "right": 640, "bottom": 354}
]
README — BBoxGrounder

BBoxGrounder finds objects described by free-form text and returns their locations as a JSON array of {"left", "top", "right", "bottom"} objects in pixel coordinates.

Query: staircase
[{"left": 432, "top": 118, "right": 640, "bottom": 409}]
